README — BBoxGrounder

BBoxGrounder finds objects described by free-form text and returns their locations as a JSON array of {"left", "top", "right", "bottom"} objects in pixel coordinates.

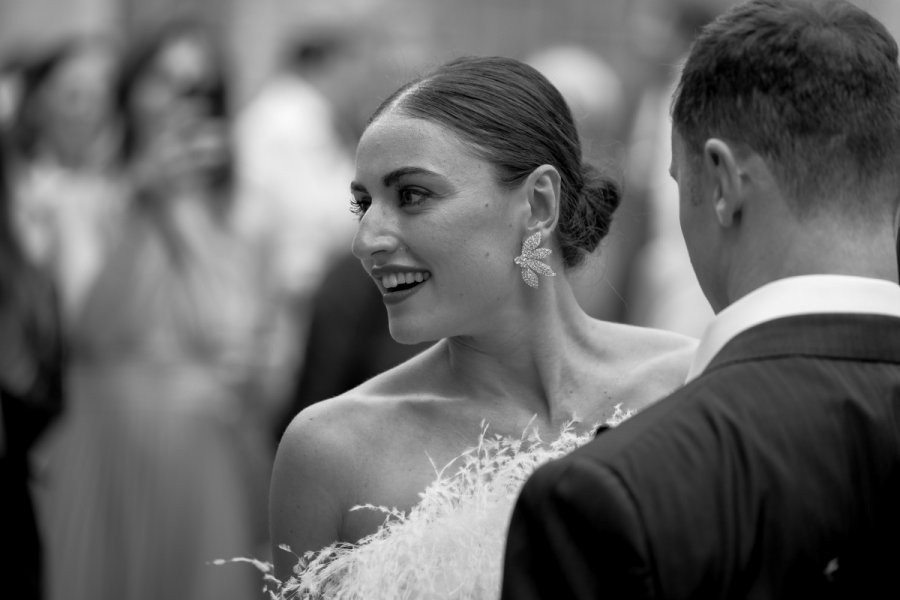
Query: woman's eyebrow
[
  {"left": 383, "top": 166, "right": 440, "bottom": 187},
  {"left": 352, "top": 167, "right": 443, "bottom": 193}
]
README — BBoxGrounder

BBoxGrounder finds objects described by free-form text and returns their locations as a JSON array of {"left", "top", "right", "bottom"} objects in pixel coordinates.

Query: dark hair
[
  {"left": 0, "top": 129, "right": 65, "bottom": 408},
  {"left": 284, "top": 29, "right": 350, "bottom": 75},
  {"left": 0, "top": 128, "right": 23, "bottom": 267},
  {"left": 12, "top": 36, "right": 117, "bottom": 160},
  {"left": 12, "top": 47, "right": 66, "bottom": 159},
  {"left": 368, "top": 56, "right": 620, "bottom": 268},
  {"left": 672, "top": 0, "right": 900, "bottom": 214},
  {"left": 116, "top": 19, "right": 231, "bottom": 165}
]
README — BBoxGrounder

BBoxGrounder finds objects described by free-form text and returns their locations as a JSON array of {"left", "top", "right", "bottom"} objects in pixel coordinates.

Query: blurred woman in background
[
  {"left": 37, "top": 20, "right": 286, "bottom": 600},
  {"left": 8, "top": 35, "right": 124, "bottom": 325}
]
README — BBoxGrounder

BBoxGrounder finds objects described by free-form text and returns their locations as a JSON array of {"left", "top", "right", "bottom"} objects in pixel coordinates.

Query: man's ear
[
  {"left": 703, "top": 138, "right": 743, "bottom": 228},
  {"left": 524, "top": 164, "right": 561, "bottom": 234}
]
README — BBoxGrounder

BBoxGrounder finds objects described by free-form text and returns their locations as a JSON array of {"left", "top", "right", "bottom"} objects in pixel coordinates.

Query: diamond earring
[{"left": 514, "top": 231, "right": 556, "bottom": 288}]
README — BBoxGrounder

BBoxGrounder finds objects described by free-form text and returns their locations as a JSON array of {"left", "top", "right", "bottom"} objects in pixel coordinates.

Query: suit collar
[
  {"left": 703, "top": 313, "right": 900, "bottom": 376},
  {"left": 687, "top": 275, "right": 900, "bottom": 381}
]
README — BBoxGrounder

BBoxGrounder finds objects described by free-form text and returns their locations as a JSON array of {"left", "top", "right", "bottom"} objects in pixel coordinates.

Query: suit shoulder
[
  {"left": 519, "top": 451, "right": 647, "bottom": 544},
  {"left": 525, "top": 449, "right": 628, "bottom": 508},
  {"left": 506, "top": 447, "right": 656, "bottom": 599}
]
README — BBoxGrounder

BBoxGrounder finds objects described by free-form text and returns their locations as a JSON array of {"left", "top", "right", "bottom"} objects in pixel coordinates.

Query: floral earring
[{"left": 514, "top": 231, "right": 556, "bottom": 288}]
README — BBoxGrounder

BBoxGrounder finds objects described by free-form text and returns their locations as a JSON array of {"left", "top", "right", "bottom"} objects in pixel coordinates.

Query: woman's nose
[{"left": 351, "top": 201, "right": 402, "bottom": 260}]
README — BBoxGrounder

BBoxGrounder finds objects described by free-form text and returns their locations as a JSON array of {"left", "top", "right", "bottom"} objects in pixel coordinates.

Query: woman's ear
[
  {"left": 525, "top": 164, "right": 561, "bottom": 235},
  {"left": 703, "top": 139, "right": 743, "bottom": 228}
]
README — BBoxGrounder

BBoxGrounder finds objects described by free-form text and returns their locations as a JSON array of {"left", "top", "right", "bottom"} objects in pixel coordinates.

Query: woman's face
[
  {"left": 351, "top": 111, "right": 526, "bottom": 344},
  {"left": 131, "top": 34, "right": 219, "bottom": 144},
  {"left": 40, "top": 45, "right": 116, "bottom": 139},
  {"left": 130, "top": 34, "right": 228, "bottom": 179}
]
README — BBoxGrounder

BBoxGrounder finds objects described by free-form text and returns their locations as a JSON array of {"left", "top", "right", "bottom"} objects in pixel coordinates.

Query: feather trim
[{"left": 243, "top": 405, "right": 634, "bottom": 599}]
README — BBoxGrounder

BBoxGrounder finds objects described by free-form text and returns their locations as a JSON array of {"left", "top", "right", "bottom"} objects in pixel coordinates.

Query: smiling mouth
[{"left": 379, "top": 271, "right": 431, "bottom": 293}]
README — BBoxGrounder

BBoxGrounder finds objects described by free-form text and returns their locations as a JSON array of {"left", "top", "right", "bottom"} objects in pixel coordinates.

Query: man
[{"left": 501, "top": 1, "right": 900, "bottom": 598}]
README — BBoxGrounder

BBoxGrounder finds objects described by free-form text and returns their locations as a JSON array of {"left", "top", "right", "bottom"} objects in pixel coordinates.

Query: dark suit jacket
[
  {"left": 0, "top": 274, "right": 65, "bottom": 600},
  {"left": 502, "top": 313, "right": 900, "bottom": 599}
]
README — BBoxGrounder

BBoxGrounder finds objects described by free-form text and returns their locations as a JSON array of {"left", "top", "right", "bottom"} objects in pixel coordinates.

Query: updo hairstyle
[{"left": 368, "top": 56, "right": 620, "bottom": 268}]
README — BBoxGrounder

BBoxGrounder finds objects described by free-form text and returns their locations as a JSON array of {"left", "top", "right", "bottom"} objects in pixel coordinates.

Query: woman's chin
[{"left": 388, "top": 322, "right": 438, "bottom": 346}]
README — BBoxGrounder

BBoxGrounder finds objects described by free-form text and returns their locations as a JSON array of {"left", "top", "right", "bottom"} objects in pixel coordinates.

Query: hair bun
[{"left": 557, "top": 163, "right": 621, "bottom": 267}]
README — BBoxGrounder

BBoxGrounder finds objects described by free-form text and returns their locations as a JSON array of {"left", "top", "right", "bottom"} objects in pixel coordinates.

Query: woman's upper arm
[{"left": 269, "top": 402, "right": 354, "bottom": 580}]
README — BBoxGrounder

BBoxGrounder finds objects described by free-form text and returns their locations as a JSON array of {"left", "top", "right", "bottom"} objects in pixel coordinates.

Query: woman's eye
[
  {"left": 349, "top": 196, "right": 370, "bottom": 217},
  {"left": 399, "top": 187, "right": 429, "bottom": 207}
]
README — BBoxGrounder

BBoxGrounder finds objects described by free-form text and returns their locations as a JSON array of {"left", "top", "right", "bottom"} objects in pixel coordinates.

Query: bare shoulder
[
  {"left": 277, "top": 340, "right": 449, "bottom": 470},
  {"left": 276, "top": 395, "right": 376, "bottom": 473},
  {"left": 277, "top": 341, "right": 448, "bottom": 451},
  {"left": 626, "top": 325, "right": 698, "bottom": 379},
  {"left": 270, "top": 345, "right": 457, "bottom": 574},
  {"left": 601, "top": 322, "right": 699, "bottom": 411},
  {"left": 270, "top": 390, "right": 417, "bottom": 577},
  {"left": 269, "top": 395, "right": 374, "bottom": 568},
  {"left": 274, "top": 389, "right": 413, "bottom": 506}
]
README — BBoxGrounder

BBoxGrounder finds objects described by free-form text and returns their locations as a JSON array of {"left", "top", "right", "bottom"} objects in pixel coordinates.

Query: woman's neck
[{"left": 444, "top": 278, "right": 607, "bottom": 427}]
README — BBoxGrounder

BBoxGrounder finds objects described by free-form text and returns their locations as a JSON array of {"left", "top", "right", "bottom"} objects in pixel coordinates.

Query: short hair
[
  {"left": 672, "top": 0, "right": 900, "bottom": 215},
  {"left": 367, "top": 56, "right": 621, "bottom": 268}
]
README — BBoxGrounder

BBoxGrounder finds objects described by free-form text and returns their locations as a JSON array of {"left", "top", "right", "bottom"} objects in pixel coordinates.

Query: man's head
[{"left": 670, "top": 0, "right": 900, "bottom": 310}]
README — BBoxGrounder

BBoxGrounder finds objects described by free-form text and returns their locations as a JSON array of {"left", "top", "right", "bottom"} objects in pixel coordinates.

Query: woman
[
  {"left": 9, "top": 35, "right": 123, "bottom": 324},
  {"left": 269, "top": 56, "right": 697, "bottom": 597},
  {"left": 37, "top": 21, "right": 286, "bottom": 600}
]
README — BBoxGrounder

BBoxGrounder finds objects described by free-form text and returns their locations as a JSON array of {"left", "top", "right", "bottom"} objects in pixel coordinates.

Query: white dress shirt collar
[{"left": 686, "top": 275, "right": 900, "bottom": 381}]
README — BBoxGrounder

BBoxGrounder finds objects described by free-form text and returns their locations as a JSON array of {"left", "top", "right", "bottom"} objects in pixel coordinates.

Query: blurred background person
[
  {"left": 0, "top": 54, "right": 26, "bottom": 131},
  {"left": 234, "top": 30, "right": 358, "bottom": 389},
  {"left": 235, "top": 28, "right": 418, "bottom": 441},
  {"left": 7, "top": 34, "right": 124, "bottom": 325},
  {"left": 0, "top": 122, "right": 66, "bottom": 600},
  {"left": 619, "top": 0, "right": 739, "bottom": 337},
  {"left": 35, "top": 19, "right": 284, "bottom": 600}
]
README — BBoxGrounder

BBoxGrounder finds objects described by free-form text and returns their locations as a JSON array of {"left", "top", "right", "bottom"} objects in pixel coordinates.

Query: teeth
[{"left": 379, "top": 271, "right": 430, "bottom": 290}]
